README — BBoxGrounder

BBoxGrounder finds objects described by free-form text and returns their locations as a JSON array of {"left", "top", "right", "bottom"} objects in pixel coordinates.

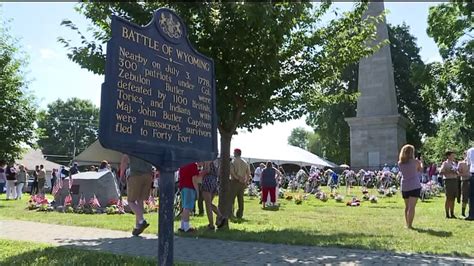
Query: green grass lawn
[
  {"left": 1, "top": 188, "right": 473, "bottom": 257},
  {"left": 0, "top": 239, "right": 156, "bottom": 265}
]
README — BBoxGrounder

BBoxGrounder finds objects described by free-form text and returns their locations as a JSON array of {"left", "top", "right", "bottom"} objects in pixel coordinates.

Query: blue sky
[{"left": 3, "top": 2, "right": 442, "bottom": 146}]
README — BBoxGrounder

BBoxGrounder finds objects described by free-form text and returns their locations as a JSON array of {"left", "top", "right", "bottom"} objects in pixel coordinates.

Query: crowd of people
[
  {"left": 0, "top": 160, "right": 97, "bottom": 201},
  {"left": 3, "top": 144, "right": 472, "bottom": 237},
  {"left": 398, "top": 145, "right": 474, "bottom": 229},
  {"left": 170, "top": 145, "right": 474, "bottom": 233},
  {"left": 0, "top": 160, "right": 54, "bottom": 200}
]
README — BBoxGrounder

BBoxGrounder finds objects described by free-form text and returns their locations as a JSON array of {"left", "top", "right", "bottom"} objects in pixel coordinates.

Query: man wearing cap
[{"left": 230, "top": 148, "right": 251, "bottom": 219}]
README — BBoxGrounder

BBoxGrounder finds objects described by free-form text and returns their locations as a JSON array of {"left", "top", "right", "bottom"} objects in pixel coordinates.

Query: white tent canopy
[
  {"left": 229, "top": 139, "right": 336, "bottom": 168},
  {"left": 76, "top": 136, "right": 337, "bottom": 169},
  {"left": 74, "top": 140, "right": 122, "bottom": 166}
]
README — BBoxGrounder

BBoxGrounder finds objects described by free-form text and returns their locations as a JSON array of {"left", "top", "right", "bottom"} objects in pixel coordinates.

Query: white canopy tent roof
[
  {"left": 16, "top": 149, "right": 64, "bottom": 171},
  {"left": 74, "top": 140, "right": 122, "bottom": 166},
  {"left": 229, "top": 139, "right": 337, "bottom": 168},
  {"left": 76, "top": 136, "right": 337, "bottom": 169}
]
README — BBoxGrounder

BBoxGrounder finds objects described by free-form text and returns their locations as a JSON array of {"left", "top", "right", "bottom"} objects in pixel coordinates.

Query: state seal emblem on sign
[{"left": 159, "top": 12, "right": 182, "bottom": 39}]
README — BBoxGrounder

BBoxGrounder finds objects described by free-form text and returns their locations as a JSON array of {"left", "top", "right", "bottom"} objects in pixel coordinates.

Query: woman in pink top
[{"left": 398, "top": 144, "right": 423, "bottom": 229}]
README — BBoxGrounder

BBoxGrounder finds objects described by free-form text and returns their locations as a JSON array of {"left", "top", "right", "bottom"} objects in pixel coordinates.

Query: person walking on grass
[
  {"left": 178, "top": 162, "right": 204, "bottom": 232},
  {"left": 16, "top": 164, "right": 28, "bottom": 200},
  {"left": 151, "top": 166, "right": 160, "bottom": 198},
  {"left": 0, "top": 160, "right": 6, "bottom": 195},
  {"left": 230, "top": 148, "right": 251, "bottom": 219},
  {"left": 5, "top": 163, "right": 17, "bottom": 200},
  {"left": 37, "top": 165, "right": 46, "bottom": 195},
  {"left": 440, "top": 151, "right": 459, "bottom": 219},
  {"left": 261, "top": 161, "right": 277, "bottom": 208},
  {"left": 201, "top": 159, "right": 223, "bottom": 230},
  {"left": 126, "top": 157, "right": 150, "bottom": 236},
  {"left": 253, "top": 163, "right": 264, "bottom": 191},
  {"left": 31, "top": 165, "right": 39, "bottom": 195},
  {"left": 398, "top": 144, "right": 422, "bottom": 229},
  {"left": 457, "top": 153, "right": 470, "bottom": 217},
  {"left": 465, "top": 146, "right": 474, "bottom": 221},
  {"left": 50, "top": 168, "right": 57, "bottom": 194}
]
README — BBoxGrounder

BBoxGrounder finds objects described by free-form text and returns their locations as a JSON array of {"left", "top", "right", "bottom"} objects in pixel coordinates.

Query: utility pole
[{"left": 72, "top": 122, "right": 77, "bottom": 162}]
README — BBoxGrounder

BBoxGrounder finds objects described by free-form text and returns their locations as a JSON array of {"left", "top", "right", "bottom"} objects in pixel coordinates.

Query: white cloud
[{"left": 39, "top": 48, "right": 58, "bottom": 59}]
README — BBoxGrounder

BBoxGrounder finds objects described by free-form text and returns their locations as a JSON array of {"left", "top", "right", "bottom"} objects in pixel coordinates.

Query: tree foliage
[
  {"left": 425, "top": 2, "right": 473, "bottom": 133},
  {"left": 288, "top": 127, "right": 323, "bottom": 156},
  {"left": 422, "top": 116, "right": 471, "bottom": 164},
  {"left": 0, "top": 19, "right": 36, "bottom": 162},
  {"left": 37, "top": 98, "right": 99, "bottom": 164},
  {"left": 306, "top": 23, "right": 434, "bottom": 164},
  {"left": 59, "top": 2, "right": 380, "bottom": 217},
  {"left": 288, "top": 127, "right": 309, "bottom": 149},
  {"left": 307, "top": 131, "right": 323, "bottom": 157}
]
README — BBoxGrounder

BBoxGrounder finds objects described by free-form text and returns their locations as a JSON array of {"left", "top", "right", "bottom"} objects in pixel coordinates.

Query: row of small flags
[{"left": 64, "top": 193, "right": 101, "bottom": 208}]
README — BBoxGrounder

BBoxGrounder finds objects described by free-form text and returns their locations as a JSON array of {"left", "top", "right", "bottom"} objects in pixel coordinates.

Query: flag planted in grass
[
  {"left": 52, "top": 178, "right": 63, "bottom": 196},
  {"left": 78, "top": 194, "right": 86, "bottom": 208},
  {"left": 89, "top": 194, "right": 101, "bottom": 208},
  {"left": 64, "top": 194, "right": 72, "bottom": 207}
]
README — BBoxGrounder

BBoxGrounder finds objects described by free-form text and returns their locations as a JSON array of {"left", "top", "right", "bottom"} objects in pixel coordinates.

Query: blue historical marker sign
[
  {"left": 100, "top": 9, "right": 217, "bottom": 170},
  {"left": 99, "top": 8, "right": 217, "bottom": 266}
]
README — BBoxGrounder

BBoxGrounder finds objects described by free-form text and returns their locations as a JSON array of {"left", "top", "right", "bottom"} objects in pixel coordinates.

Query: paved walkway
[{"left": 1, "top": 220, "right": 473, "bottom": 265}]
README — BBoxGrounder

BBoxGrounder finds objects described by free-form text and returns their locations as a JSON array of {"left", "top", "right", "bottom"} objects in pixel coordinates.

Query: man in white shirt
[
  {"left": 466, "top": 147, "right": 474, "bottom": 220},
  {"left": 253, "top": 163, "right": 264, "bottom": 190}
]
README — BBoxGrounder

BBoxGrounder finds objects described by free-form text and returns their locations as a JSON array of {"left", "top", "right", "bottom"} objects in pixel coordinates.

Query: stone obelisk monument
[{"left": 345, "top": 1, "right": 408, "bottom": 169}]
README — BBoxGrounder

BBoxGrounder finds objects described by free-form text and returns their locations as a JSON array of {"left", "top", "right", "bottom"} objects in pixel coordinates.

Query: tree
[
  {"left": 288, "top": 127, "right": 323, "bottom": 156},
  {"left": 0, "top": 18, "right": 36, "bottom": 162},
  {"left": 37, "top": 98, "right": 99, "bottom": 164},
  {"left": 307, "top": 132, "right": 323, "bottom": 156},
  {"left": 59, "top": 2, "right": 380, "bottom": 218},
  {"left": 422, "top": 116, "right": 470, "bottom": 164},
  {"left": 425, "top": 2, "right": 473, "bottom": 137},
  {"left": 306, "top": 23, "right": 434, "bottom": 164},
  {"left": 288, "top": 127, "right": 309, "bottom": 149}
]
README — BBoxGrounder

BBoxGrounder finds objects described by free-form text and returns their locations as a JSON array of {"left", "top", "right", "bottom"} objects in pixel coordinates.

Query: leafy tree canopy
[
  {"left": 422, "top": 116, "right": 471, "bottom": 164},
  {"left": 425, "top": 2, "right": 473, "bottom": 134},
  {"left": 59, "top": 2, "right": 381, "bottom": 217},
  {"left": 288, "top": 127, "right": 323, "bottom": 157},
  {"left": 36, "top": 98, "right": 99, "bottom": 164},
  {"left": 288, "top": 127, "right": 309, "bottom": 149},
  {"left": 0, "top": 18, "right": 37, "bottom": 163}
]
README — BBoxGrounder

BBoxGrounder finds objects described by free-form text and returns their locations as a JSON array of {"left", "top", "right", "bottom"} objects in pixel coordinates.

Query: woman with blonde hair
[{"left": 398, "top": 144, "right": 422, "bottom": 229}]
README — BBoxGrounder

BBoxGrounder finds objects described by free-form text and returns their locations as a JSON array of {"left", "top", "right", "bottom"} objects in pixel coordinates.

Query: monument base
[{"left": 345, "top": 115, "right": 408, "bottom": 170}]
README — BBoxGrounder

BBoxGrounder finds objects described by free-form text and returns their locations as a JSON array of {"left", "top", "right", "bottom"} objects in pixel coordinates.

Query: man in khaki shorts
[{"left": 126, "top": 155, "right": 152, "bottom": 236}]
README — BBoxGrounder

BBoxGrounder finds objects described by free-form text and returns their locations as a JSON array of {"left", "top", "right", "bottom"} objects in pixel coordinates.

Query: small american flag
[
  {"left": 52, "top": 178, "right": 63, "bottom": 196},
  {"left": 90, "top": 194, "right": 101, "bottom": 208},
  {"left": 78, "top": 194, "right": 86, "bottom": 208},
  {"left": 68, "top": 175, "right": 73, "bottom": 190},
  {"left": 117, "top": 198, "right": 124, "bottom": 213},
  {"left": 64, "top": 194, "right": 72, "bottom": 206},
  {"left": 148, "top": 195, "right": 156, "bottom": 207}
]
